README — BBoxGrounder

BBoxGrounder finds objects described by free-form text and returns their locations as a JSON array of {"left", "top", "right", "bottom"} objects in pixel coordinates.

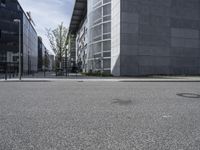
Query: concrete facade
[
  {"left": 111, "top": 0, "right": 121, "bottom": 76},
  {"left": 111, "top": 0, "right": 200, "bottom": 76},
  {"left": 69, "top": 0, "right": 200, "bottom": 76}
]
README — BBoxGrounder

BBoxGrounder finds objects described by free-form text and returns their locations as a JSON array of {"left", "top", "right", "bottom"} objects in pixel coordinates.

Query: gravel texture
[{"left": 0, "top": 81, "right": 200, "bottom": 150}]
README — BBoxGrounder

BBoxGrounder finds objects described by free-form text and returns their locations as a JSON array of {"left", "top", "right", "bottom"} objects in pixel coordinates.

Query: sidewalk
[
  {"left": 1, "top": 71, "right": 200, "bottom": 82},
  {"left": 1, "top": 74, "right": 200, "bottom": 82}
]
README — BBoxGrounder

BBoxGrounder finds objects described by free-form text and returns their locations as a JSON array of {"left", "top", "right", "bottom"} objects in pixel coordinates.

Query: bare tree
[{"left": 46, "top": 23, "right": 68, "bottom": 69}]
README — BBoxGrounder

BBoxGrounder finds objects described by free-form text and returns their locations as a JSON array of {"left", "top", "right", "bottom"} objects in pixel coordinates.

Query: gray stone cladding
[{"left": 112, "top": 0, "right": 200, "bottom": 76}]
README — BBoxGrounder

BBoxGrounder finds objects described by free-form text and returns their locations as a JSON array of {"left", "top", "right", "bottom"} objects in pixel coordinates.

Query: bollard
[{"left": 5, "top": 63, "right": 7, "bottom": 80}]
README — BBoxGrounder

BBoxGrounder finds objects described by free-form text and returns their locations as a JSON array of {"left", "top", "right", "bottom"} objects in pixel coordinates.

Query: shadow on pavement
[
  {"left": 111, "top": 99, "right": 133, "bottom": 106},
  {"left": 177, "top": 93, "right": 200, "bottom": 99}
]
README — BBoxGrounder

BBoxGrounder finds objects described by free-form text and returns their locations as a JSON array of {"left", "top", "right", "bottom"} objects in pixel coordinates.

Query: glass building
[
  {"left": 0, "top": 0, "right": 38, "bottom": 74},
  {"left": 69, "top": 0, "right": 200, "bottom": 76},
  {"left": 38, "top": 36, "right": 46, "bottom": 71},
  {"left": 76, "top": 17, "right": 87, "bottom": 72}
]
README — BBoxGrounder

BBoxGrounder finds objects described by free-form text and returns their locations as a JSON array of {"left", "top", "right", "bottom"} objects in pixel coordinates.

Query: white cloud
[{"left": 18, "top": 0, "right": 74, "bottom": 54}]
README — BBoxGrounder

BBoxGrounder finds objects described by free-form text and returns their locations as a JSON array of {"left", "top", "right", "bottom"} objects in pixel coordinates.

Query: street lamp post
[{"left": 13, "top": 19, "right": 22, "bottom": 80}]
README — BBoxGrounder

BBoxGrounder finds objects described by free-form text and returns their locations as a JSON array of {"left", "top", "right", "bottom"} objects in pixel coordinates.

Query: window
[
  {"left": 1, "top": 0, "right": 6, "bottom": 7},
  {"left": 17, "top": 4, "right": 21, "bottom": 11}
]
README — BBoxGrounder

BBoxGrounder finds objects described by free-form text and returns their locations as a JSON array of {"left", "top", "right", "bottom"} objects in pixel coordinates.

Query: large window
[{"left": 1, "top": 0, "right": 6, "bottom": 7}]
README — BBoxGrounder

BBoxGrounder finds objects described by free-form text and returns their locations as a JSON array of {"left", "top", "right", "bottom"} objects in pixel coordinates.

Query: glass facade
[
  {"left": 22, "top": 13, "right": 38, "bottom": 73},
  {"left": 87, "top": 0, "right": 111, "bottom": 73},
  {"left": 0, "top": 0, "right": 22, "bottom": 74},
  {"left": 68, "top": 34, "right": 76, "bottom": 71},
  {"left": 0, "top": 0, "right": 38, "bottom": 74},
  {"left": 76, "top": 17, "right": 88, "bottom": 72},
  {"left": 37, "top": 37, "right": 43, "bottom": 71}
]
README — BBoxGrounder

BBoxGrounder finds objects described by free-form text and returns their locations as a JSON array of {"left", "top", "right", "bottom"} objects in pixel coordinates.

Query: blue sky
[{"left": 18, "top": 0, "right": 74, "bottom": 54}]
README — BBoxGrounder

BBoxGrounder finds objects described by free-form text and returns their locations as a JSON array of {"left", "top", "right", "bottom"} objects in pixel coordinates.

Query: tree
[{"left": 46, "top": 23, "right": 68, "bottom": 69}]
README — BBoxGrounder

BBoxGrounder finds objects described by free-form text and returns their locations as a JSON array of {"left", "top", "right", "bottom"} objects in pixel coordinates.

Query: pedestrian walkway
[
  {"left": 1, "top": 73, "right": 200, "bottom": 82},
  {"left": 1, "top": 71, "right": 200, "bottom": 82}
]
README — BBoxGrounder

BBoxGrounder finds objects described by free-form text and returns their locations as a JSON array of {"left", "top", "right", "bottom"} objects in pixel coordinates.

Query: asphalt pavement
[{"left": 0, "top": 80, "right": 200, "bottom": 149}]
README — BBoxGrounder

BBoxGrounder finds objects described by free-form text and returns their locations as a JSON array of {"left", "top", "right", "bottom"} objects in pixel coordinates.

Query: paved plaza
[{"left": 0, "top": 80, "right": 200, "bottom": 149}]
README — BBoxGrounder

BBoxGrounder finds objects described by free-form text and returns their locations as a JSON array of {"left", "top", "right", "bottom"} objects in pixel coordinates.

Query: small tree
[{"left": 46, "top": 23, "right": 68, "bottom": 69}]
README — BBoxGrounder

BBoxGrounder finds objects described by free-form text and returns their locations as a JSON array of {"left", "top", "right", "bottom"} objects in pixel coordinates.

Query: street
[{"left": 0, "top": 80, "right": 200, "bottom": 149}]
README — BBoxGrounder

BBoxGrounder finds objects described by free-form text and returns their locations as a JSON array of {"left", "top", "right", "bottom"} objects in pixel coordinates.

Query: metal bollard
[{"left": 5, "top": 64, "right": 7, "bottom": 80}]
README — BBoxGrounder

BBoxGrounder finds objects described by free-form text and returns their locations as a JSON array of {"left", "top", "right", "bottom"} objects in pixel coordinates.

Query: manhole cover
[
  {"left": 176, "top": 93, "right": 200, "bottom": 99},
  {"left": 111, "top": 99, "right": 132, "bottom": 106}
]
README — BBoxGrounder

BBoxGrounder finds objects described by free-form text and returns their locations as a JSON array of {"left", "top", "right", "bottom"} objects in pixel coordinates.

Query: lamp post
[{"left": 13, "top": 19, "right": 22, "bottom": 80}]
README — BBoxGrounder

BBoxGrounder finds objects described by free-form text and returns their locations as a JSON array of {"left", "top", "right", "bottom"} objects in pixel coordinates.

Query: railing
[{"left": 0, "top": 62, "right": 18, "bottom": 80}]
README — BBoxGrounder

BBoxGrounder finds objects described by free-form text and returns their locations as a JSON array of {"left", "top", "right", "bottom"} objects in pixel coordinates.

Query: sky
[{"left": 18, "top": 0, "right": 74, "bottom": 54}]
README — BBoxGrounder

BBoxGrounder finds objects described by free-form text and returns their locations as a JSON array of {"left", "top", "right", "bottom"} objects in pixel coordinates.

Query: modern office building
[
  {"left": 38, "top": 36, "right": 43, "bottom": 71},
  {"left": 38, "top": 36, "right": 54, "bottom": 71},
  {"left": 68, "top": 34, "right": 76, "bottom": 69},
  {"left": 68, "top": 0, "right": 200, "bottom": 76},
  {"left": 76, "top": 17, "right": 87, "bottom": 72},
  {"left": 38, "top": 36, "right": 46, "bottom": 71},
  {"left": 0, "top": 0, "right": 38, "bottom": 74}
]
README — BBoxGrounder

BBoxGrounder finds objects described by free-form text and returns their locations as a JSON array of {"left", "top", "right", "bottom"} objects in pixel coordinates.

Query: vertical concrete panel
[
  {"left": 118, "top": 0, "right": 200, "bottom": 76},
  {"left": 119, "top": 0, "right": 140, "bottom": 76},
  {"left": 170, "top": 0, "right": 200, "bottom": 75},
  {"left": 111, "top": 0, "right": 121, "bottom": 76}
]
